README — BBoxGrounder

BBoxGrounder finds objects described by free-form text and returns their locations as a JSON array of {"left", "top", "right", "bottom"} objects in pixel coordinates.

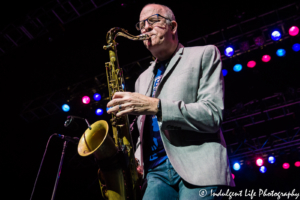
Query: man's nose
[{"left": 143, "top": 20, "right": 152, "bottom": 32}]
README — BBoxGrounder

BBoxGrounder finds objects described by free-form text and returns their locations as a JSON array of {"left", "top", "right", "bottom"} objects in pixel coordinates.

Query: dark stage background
[{"left": 1, "top": 0, "right": 300, "bottom": 199}]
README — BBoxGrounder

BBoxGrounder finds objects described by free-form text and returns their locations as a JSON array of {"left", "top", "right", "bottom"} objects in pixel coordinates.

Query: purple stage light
[
  {"left": 262, "top": 55, "right": 271, "bottom": 62},
  {"left": 289, "top": 26, "right": 299, "bottom": 36},
  {"left": 256, "top": 158, "right": 263, "bottom": 167},
  {"left": 247, "top": 61, "right": 256, "bottom": 68},
  {"left": 82, "top": 96, "right": 90, "bottom": 104},
  {"left": 282, "top": 163, "right": 290, "bottom": 169}
]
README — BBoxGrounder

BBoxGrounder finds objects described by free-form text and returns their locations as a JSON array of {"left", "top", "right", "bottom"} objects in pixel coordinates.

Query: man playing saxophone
[{"left": 107, "top": 3, "right": 235, "bottom": 199}]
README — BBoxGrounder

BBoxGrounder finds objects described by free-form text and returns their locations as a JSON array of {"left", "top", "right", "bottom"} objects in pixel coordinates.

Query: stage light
[
  {"left": 262, "top": 55, "right": 271, "bottom": 62},
  {"left": 96, "top": 108, "right": 103, "bottom": 116},
  {"left": 222, "top": 69, "right": 228, "bottom": 76},
  {"left": 82, "top": 96, "right": 90, "bottom": 104},
  {"left": 232, "top": 174, "right": 235, "bottom": 179},
  {"left": 62, "top": 104, "right": 70, "bottom": 112},
  {"left": 233, "top": 162, "right": 241, "bottom": 171},
  {"left": 106, "top": 107, "right": 111, "bottom": 112},
  {"left": 247, "top": 61, "right": 256, "bottom": 68},
  {"left": 259, "top": 166, "right": 267, "bottom": 173},
  {"left": 256, "top": 158, "right": 263, "bottom": 166},
  {"left": 254, "top": 36, "right": 265, "bottom": 46},
  {"left": 240, "top": 41, "right": 250, "bottom": 52},
  {"left": 268, "top": 156, "right": 275, "bottom": 164},
  {"left": 122, "top": 83, "right": 125, "bottom": 90},
  {"left": 295, "top": 161, "right": 300, "bottom": 167},
  {"left": 233, "top": 64, "right": 242, "bottom": 72},
  {"left": 292, "top": 43, "right": 300, "bottom": 52},
  {"left": 271, "top": 30, "right": 281, "bottom": 41},
  {"left": 282, "top": 163, "right": 290, "bottom": 169},
  {"left": 224, "top": 46, "right": 234, "bottom": 57},
  {"left": 94, "top": 93, "right": 101, "bottom": 101},
  {"left": 289, "top": 26, "right": 299, "bottom": 36},
  {"left": 276, "top": 49, "right": 286, "bottom": 57}
]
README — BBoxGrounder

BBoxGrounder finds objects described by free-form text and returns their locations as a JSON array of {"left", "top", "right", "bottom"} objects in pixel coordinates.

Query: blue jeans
[{"left": 142, "top": 159, "right": 224, "bottom": 200}]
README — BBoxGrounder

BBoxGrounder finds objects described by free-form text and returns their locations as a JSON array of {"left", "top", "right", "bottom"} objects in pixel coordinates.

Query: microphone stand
[{"left": 51, "top": 140, "right": 68, "bottom": 200}]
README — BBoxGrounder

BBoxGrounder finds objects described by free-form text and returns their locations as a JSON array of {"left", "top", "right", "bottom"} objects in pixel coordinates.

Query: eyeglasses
[{"left": 136, "top": 14, "right": 171, "bottom": 31}]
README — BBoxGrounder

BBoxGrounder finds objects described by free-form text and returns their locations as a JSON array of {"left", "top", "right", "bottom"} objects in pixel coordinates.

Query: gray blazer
[{"left": 134, "top": 44, "right": 235, "bottom": 187}]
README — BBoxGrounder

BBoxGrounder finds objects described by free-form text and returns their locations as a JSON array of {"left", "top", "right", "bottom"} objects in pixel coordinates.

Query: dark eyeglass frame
[{"left": 136, "top": 14, "right": 171, "bottom": 31}]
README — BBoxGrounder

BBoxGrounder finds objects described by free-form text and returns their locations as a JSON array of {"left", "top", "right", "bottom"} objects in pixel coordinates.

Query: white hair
[{"left": 143, "top": 3, "right": 176, "bottom": 24}]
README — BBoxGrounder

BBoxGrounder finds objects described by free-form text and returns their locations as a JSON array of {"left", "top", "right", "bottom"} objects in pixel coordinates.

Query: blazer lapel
[
  {"left": 154, "top": 43, "right": 184, "bottom": 98},
  {"left": 144, "top": 61, "right": 156, "bottom": 97}
]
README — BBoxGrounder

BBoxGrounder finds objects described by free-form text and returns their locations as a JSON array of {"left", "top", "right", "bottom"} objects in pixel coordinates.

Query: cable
[{"left": 29, "top": 133, "right": 56, "bottom": 200}]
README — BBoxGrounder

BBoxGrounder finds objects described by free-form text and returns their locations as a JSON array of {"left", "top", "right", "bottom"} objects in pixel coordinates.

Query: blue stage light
[
  {"left": 224, "top": 47, "right": 234, "bottom": 57},
  {"left": 94, "top": 93, "right": 101, "bottom": 101},
  {"left": 122, "top": 83, "right": 125, "bottom": 90},
  {"left": 271, "top": 30, "right": 281, "bottom": 41},
  {"left": 292, "top": 43, "right": 300, "bottom": 52},
  {"left": 268, "top": 156, "right": 275, "bottom": 164},
  {"left": 233, "top": 162, "right": 241, "bottom": 171},
  {"left": 222, "top": 69, "right": 228, "bottom": 76},
  {"left": 106, "top": 107, "right": 111, "bottom": 112},
  {"left": 96, "top": 108, "right": 103, "bottom": 116},
  {"left": 62, "top": 104, "right": 70, "bottom": 112},
  {"left": 233, "top": 64, "right": 242, "bottom": 72},
  {"left": 276, "top": 49, "right": 286, "bottom": 57},
  {"left": 259, "top": 166, "right": 267, "bottom": 173}
]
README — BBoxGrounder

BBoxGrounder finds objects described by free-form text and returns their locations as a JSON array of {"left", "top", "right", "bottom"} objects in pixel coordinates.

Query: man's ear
[{"left": 171, "top": 21, "right": 178, "bottom": 35}]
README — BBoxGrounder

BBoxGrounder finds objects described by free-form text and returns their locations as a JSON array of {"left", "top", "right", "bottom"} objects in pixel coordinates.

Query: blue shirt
[{"left": 143, "top": 62, "right": 168, "bottom": 172}]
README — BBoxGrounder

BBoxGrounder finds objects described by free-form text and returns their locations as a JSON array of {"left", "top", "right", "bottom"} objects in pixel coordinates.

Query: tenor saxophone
[{"left": 77, "top": 27, "right": 149, "bottom": 200}]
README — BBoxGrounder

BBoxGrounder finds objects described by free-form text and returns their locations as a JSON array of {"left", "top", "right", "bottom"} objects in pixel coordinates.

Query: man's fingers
[
  {"left": 112, "top": 92, "right": 130, "bottom": 99},
  {"left": 107, "top": 99, "right": 125, "bottom": 108},
  {"left": 116, "top": 107, "right": 136, "bottom": 117}
]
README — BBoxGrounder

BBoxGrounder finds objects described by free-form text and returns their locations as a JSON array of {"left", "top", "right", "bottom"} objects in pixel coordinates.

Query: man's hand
[{"left": 107, "top": 92, "right": 159, "bottom": 117}]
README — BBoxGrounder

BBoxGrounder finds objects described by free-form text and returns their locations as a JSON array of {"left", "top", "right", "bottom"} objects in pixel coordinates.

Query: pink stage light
[
  {"left": 289, "top": 26, "right": 299, "bottom": 36},
  {"left": 82, "top": 96, "right": 90, "bottom": 104},
  {"left": 232, "top": 174, "right": 235, "bottom": 179},
  {"left": 247, "top": 61, "right": 256, "bottom": 68},
  {"left": 295, "top": 161, "right": 300, "bottom": 167},
  {"left": 256, "top": 158, "right": 263, "bottom": 167},
  {"left": 282, "top": 163, "right": 290, "bottom": 169},
  {"left": 262, "top": 55, "right": 271, "bottom": 62}
]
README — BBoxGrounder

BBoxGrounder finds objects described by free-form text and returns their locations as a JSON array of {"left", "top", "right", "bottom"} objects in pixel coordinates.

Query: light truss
[
  {"left": 228, "top": 127, "right": 300, "bottom": 162},
  {"left": 0, "top": 0, "right": 115, "bottom": 55},
  {"left": 121, "top": 2, "right": 300, "bottom": 71},
  {"left": 221, "top": 89, "right": 300, "bottom": 133},
  {"left": 19, "top": 3, "right": 300, "bottom": 122},
  {"left": 20, "top": 73, "right": 106, "bottom": 122}
]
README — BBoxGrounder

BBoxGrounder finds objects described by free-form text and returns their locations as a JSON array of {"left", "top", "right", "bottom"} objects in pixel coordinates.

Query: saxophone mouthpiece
[{"left": 139, "top": 34, "right": 150, "bottom": 40}]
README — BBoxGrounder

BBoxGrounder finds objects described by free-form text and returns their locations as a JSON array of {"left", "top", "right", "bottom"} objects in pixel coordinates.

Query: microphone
[
  {"left": 64, "top": 116, "right": 73, "bottom": 128},
  {"left": 55, "top": 134, "right": 79, "bottom": 144},
  {"left": 64, "top": 115, "right": 91, "bottom": 130}
]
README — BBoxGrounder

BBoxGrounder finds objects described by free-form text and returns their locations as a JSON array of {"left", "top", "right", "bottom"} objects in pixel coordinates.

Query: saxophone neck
[{"left": 105, "top": 27, "right": 150, "bottom": 46}]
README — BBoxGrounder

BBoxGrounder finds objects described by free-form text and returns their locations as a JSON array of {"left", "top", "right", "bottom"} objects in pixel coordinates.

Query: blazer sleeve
[{"left": 160, "top": 45, "right": 224, "bottom": 133}]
